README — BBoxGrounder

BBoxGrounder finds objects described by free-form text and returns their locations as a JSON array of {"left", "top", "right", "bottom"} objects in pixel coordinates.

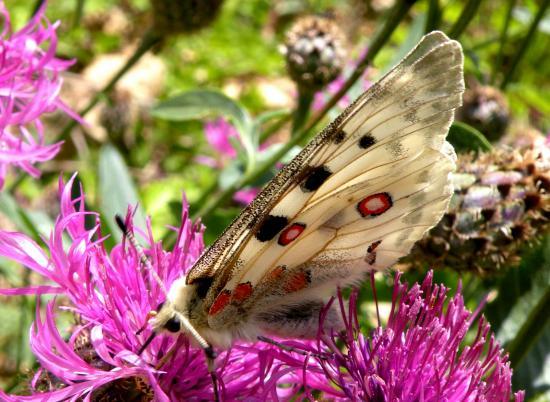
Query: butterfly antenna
[
  {"left": 137, "top": 332, "right": 157, "bottom": 355},
  {"left": 115, "top": 214, "right": 167, "bottom": 295}
]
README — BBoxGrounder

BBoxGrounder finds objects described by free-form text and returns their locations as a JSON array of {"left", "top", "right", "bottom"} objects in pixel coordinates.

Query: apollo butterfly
[{"left": 128, "top": 30, "right": 464, "bottom": 393}]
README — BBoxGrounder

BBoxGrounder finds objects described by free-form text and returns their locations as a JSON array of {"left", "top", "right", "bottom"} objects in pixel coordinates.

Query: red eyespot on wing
[
  {"left": 278, "top": 223, "right": 306, "bottom": 246},
  {"left": 284, "top": 271, "right": 311, "bottom": 293},
  {"left": 209, "top": 290, "right": 231, "bottom": 316},
  {"left": 232, "top": 282, "right": 253, "bottom": 304},
  {"left": 268, "top": 265, "right": 286, "bottom": 281},
  {"left": 357, "top": 193, "right": 393, "bottom": 217},
  {"left": 367, "top": 240, "right": 382, "bottom": 253}
]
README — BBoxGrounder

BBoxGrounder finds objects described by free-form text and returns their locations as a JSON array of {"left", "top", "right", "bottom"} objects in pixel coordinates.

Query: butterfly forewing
[{"left": 186, "top": 31, "right": 464, "bottom": 331}]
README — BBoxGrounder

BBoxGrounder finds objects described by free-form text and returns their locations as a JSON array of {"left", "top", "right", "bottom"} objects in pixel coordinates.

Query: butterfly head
[
  {"left": 148, "top": 301, "right": 181, "bottom": 333},
  {"left": 138, "top": 276, "right": 218, "bottom": 355}
]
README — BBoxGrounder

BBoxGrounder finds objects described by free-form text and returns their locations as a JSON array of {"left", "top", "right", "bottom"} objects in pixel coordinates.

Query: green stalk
[
  {"left": 73, "top": 0, "right": 86, "bottom": 29},
  {"left": 501, "top": 0, "right": 550, "bottom": 89},
  {"left": 492, "top": 0, "right": 517, "bottom": 84},
  {"left": 259, "top": 113, "right": 291, "bottom": 143},
  {"left": 193, "top": 0, "right": 417, "bottom": 219},
  {"left": 307, "top": 0, "right": 417, "bottom": 133},
  {"left": 448, "top": 0, "right": 483, "bottom": 39},
  {"left": 30, "top": 0, "right": 45, "bottom": 18},
  {"left": 15, "top": 271, "right": 31, "bottom": 374},
  {"left": 58, "top": 30, "right": 162, "bottom": 141},
  {"left": 506, "top": 285, "right": 550, "bottom": 368},
  {"left": 291, "top": 90, "right": 314, "bottom": 136},
  {"left": 424, "top": 0, "right": 441, "bottom": 33}
]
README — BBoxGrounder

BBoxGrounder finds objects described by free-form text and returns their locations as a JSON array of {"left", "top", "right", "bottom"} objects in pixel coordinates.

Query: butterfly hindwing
[{"left": 186, "top": 31, "right": 464, "bottom": 332}]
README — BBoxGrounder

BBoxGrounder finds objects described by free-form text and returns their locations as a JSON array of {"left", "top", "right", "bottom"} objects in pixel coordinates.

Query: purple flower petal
[
  {"left": 0, "top": 1, "right": 81, "bottom": 188},
  {"left": 309, "top": 271, "right": 523, "bottom": 401},
  {"left": 0, "top": 174, "right": 313, "bottom": 400}
]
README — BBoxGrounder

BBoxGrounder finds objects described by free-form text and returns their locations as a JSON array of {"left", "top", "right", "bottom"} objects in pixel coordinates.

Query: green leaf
[
  {"left": 152, "top": 89, "right": 256, "bottom": 172},
  {"left": 447, "top": 122, "right": 493, "bottom": 153},
  {"left": 254, "top": 109, "right": 291, "bottom": 127},
  {"left": 218, "top": 161, "right": 244, "bottom": 190},
  {"left": 0, "top": 193, "right": 31, "bottom": 234},
  {"left": 151, "top": 89, "right": 251, "bottom": 130},
  {"left": 0, "top": 193, "right": 54, "bottom": 241},
  {"left": 98, "top": 144, "right": 146, "bottom": 241}
]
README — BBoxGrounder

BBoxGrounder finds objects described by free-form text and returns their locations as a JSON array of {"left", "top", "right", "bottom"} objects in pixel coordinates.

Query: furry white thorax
[{"left": 166, "top": 276, "right": 192, "bottom": 312}]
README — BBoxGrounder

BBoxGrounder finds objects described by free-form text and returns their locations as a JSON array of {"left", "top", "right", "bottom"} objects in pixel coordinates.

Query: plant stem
[
  {"left": 492, "top": 0, "right": 517, "bottom": 84},
  {"left": 73, "top": 0, "right": 86, "bottom": 29},
  {"left": 448, "top": 0, "right": 483, "bottom": 39},
  {"left": 15, "top": 270, "right": 31, "bottom": 374},
  {"left": 291, "top": 90, "right": 314, "bottom": 136},
  {"left": 193, "top": 0, "right": 416, "bottom": 219},
  {"left": 424, "top": 0, "right": 441, "bottom": 33},
  {"left": 306, "top": 0, "right": 416, "bottom": 133},
  {"left": 6, "top": 172, "right": 27, "bottom": 194},
  {"left": 58, "top": 30, "right": 162, "bottom": 141},
  {"left": 506, "top": 285, "right": 550, "bottom": 368},
  {"left": 259, "top": 113, "right": 291, "bottom": 143},
  {"left": 501, "top": 0, "right": 549, "bottom": 89},
  {"left": 30, "top": 0, "right": 45, "bottom": 18}
]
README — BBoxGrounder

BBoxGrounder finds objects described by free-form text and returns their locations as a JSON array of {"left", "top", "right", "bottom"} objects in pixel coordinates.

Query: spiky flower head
[
  {"left": 150, "top": 0, "right": 224, "bottom": 36},
  {"left": 310, "top": 272, "right": 524, "bottom": 401},
  {"left": 283, "top": 15, "right": 347, "bottom": 93},
  {"left": 0, "top": 1, "right": 81, "bottom": 189},
  {"left": 408, "top": 138, "right": 549, "bottom": 274},
  {"left": 457, "top": 84, "right": 510, "bottom": 142},
  {"left": 0, "top": 175, "right": 320, "bottom": 401}
]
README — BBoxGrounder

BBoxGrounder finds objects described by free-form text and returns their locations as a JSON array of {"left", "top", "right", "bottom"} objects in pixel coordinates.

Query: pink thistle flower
[
  {"left": 312, "top": 76, "right": 352, "bottom": 111},
  {"left": 312, "top": 69, "right": 371, "bottom": 112},
  {"left": 198, "top": 118, "right": 264, "bottom": 206},
  {"left": 311, "top": 271, "right": 524, "bottom": 402},
  {"left": 234, "top": 187, "right": 260, "bottom": 205},
  {"left": 203, "top": 117, "right": 238, "bottom": 159},
  {"left": 0, "top": 174, "right": 317, "bottom": 401},
  {"left": 0, "top": 1, "right": 81, "bottom": 188}
]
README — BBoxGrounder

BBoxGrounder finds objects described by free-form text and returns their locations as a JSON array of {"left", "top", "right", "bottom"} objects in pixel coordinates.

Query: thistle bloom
[
  {"left": 0, "top": 2, "right": 80, "bottom": 188},
  {"left": 0, "top": 175, "right": 318, "bottom": 401},
  {"left": 198, "top": 117, "right": 260, "bottom": 205},
  {"left": 312, "top": 272, "right": 524, "bottom": 402}
]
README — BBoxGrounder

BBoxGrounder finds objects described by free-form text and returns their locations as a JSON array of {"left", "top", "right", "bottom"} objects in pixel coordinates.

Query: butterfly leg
[{"left": 204, "top": 347, "right": 220, "bottom": 402}]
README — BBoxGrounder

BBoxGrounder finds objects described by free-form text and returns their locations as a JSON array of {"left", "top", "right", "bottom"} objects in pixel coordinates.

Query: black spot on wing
[
  {"left": 333, "top": 128, "right": 346, "bottom": 144},
  {"left": 255, "top": 215, "right": 289, "bottom": 242},
  {"left": 300, "top": 165, "right": 332, "bottom": 192},
  {"left": 359, "top": 133, "right": 376, "bottom": 149}
]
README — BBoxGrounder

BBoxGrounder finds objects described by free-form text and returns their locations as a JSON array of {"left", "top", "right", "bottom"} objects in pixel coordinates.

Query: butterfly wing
[{"left": 187, "top": 31, "right": 464, "bottom": 333}]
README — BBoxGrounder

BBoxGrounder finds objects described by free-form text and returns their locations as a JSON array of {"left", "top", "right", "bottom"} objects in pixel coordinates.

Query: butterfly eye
[{"left": 164, "top": 316, "right": 181, "bottom": 333}]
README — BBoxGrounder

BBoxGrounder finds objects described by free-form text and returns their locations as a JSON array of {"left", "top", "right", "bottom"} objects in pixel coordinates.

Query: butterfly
[{"left": 128, "top": 30, "right": 464, "bottom": 376}]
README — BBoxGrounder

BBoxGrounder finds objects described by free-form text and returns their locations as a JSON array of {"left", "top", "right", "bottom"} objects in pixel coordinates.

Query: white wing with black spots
[{"left": 183, "top": 32, "right": 463, "bottom": 331}]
